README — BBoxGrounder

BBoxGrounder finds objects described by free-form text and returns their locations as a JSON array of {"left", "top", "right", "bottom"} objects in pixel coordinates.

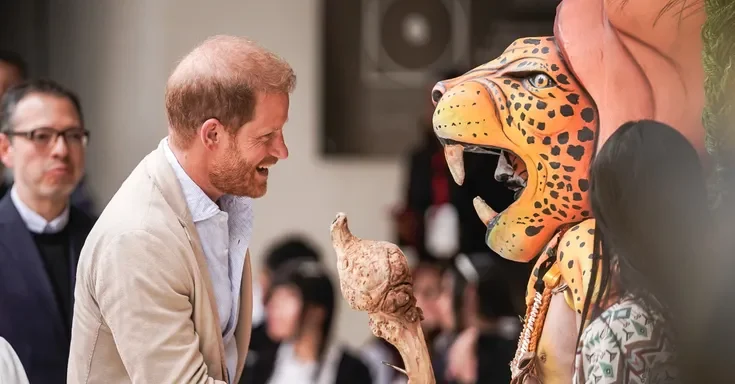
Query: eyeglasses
[{"left": 4, "top": 127, "right": 90, "bottom": 148}]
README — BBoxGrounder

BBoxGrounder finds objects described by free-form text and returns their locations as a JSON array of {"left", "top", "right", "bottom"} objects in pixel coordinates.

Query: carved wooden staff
[{"left": 330, "top": 212, "right": 436, "bottom": 384}]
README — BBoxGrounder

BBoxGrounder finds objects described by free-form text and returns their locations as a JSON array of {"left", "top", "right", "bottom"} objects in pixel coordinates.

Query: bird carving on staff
[{"left": 330, "top": 212, "right": 436, "bottom": 384}]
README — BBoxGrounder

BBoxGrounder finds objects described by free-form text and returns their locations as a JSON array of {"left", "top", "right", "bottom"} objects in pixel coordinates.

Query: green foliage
[{"left": 702, "top": 0, "right": 735, "bottom": 207}]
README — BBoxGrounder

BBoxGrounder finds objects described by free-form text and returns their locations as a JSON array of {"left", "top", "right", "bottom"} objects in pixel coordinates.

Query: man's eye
[{"left": 33, "top": 132, "right": 53, "bottom": 141}]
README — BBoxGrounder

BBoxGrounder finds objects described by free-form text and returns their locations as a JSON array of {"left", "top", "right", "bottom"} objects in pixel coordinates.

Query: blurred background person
[
  {"left": 0, "top": 79, "right": 95, "bottom": 383},
  {"left": 361, "top": 257, "right": 444, "bottom": 384},
  {"left": 0, "top": 50, "right": 96, "bottom": 215},
  {"left": 0, "top": 50, "right": 25, "bottom": 97},
  {"left": 0, "top": 50, "right": 27, "bottom": 197},
  {"left": 248, "top": 258, "right": 372, "bottom": 384},
  {"left": 435, "top": 253, "right": 521, "bottom": 383},
  {"left": 244, "top": 235, "right": 322, "bottom": 381},
  {"left": 445, "top": 255, "right": 519, "bottom": 383},
  {"left": 255, "top": 235, "right": 322, "bottom": 324}
]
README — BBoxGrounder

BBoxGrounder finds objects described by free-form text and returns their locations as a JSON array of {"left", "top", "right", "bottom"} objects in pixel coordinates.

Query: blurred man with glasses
[
  {"left": 0, "top": 79, "right": 95, "bottom": 383},
  {"left": 0, "top": 50, "right": 28, "bottom": 198}
]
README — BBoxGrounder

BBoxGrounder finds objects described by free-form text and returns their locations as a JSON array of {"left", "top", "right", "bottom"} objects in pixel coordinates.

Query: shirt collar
[
  {"left": 10, "top": 185, "right": 70, "bottom": 234},
  {"left": 160, "top": 137, "right": 254, "bottom": 222}
]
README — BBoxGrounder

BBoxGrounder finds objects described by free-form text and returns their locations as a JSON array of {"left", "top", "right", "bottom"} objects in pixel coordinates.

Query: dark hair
[
  {"left": 0, "top": 79, "right": 84, "bottom": 134},
  {"left": 266, "top": 259, "right": 336, "bottom": 379},
  {"left": 475, "top": 261, "right": 518, "bottom": 320},
  {"left": 449, "top": 253, "right": 500, "bottom": 330},
  {"left": 579, "top": 120, "right": 710, "bottom": 342},
  {"left": 264, "top": 236, "right": 320, "bottom": 273},
  {"left": 0, "top": 50, "right": 28, "bottom": 80}
]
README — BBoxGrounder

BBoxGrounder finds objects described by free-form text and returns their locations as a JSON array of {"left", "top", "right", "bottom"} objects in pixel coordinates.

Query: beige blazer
[{"left": 67, "top": 145, "right": 253, "bottom": 384}]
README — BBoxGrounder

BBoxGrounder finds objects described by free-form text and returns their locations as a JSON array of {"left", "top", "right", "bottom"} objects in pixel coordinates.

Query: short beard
[{"left": 208, "top": 142, "right": 266, "bottom": 198}]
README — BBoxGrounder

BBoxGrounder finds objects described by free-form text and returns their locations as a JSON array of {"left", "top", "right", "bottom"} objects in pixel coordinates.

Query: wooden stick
[
  {"left": 330, "top": 212, "right": 436, "bottom": 384},
  {"left": 382, "top": 361, "right": 408, "bottom": 376}
]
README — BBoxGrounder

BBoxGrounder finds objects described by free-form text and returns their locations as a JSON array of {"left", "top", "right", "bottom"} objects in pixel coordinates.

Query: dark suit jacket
[{"left": 0, "top": 193, "right": 95, "bottom": 384}]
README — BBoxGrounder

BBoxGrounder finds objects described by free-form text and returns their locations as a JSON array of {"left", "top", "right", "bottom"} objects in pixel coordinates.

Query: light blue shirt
[
  {"left": 161, "top": 138, "right": 253, "bottom": 383},
  {"left": 10, "top": 186, "right": 70, "bottom": 234}
]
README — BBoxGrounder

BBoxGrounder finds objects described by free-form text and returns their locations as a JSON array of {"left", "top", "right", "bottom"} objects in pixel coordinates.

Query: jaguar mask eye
[{"left": 526, "top": 73, "right": 556, "bottom": 89}]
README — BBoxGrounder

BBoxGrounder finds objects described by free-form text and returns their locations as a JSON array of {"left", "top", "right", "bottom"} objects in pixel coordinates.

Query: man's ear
[
  {"left": 199, "top": 118, "right": 224, "bottom": 149},
  {"left": 0, "top": 134, "right": 14, "bottom": 168}
]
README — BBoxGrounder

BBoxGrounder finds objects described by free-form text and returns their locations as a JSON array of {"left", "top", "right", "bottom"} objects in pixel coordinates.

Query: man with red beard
[{"left": 67, "top": 35, "right": 296, "bottom": 384}]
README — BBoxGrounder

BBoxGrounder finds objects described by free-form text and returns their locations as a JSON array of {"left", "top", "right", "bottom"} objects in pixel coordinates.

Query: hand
[{"left": 446, "top": 326, "right": 479, "bottom": 384}]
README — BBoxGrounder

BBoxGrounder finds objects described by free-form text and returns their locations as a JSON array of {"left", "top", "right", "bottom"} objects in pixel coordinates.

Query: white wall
[{"left": 48, "top": 0, "right": 406, "bottom": 348}]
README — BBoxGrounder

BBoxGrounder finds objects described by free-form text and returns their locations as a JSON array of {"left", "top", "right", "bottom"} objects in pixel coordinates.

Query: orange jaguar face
[{"left": 431, "top": 37, "right": 599, "bottom": 263}]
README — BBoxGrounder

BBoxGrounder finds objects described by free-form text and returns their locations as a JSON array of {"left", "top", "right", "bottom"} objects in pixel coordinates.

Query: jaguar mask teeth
[
  {"left": 496, "top": 150, "right": 529, "bottom": 201},
  {"left": 473, "top": 196, "right": 498, "bottom": 225},
  {"left": 444, "top": 144, "right": 465, "bottom": 185}
]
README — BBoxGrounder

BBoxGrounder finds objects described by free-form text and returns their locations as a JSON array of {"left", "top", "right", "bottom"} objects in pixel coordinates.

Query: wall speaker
[
  {"left": 322, "top": 0, "right": 559, "bottom": 157},
  {"left": 360, "top": 0, "right": 470, "bottom": 89}
]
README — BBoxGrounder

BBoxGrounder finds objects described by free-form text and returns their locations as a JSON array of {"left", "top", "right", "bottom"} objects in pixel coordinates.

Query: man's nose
[
  {"left": 49, "top": 135, "right": 70, "bottom": 157},
  {"left": 272, "top": 135, "right": 289, "bottom": 160}
]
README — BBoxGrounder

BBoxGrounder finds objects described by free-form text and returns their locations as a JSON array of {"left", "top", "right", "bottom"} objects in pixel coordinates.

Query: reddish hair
[{"left": 165, "top": 35, "right": 296, "bottom": 147}]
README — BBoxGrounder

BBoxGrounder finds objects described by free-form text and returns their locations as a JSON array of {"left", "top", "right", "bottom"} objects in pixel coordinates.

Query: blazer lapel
[
  {"left": 234, "top": 249, "right": 254, "bottom": 381},
  {"left": 145, "top": 145, "right": 229, "bottom": 379},
  {"left": 0, "top": 195, "right": 65, "bottom": 340}
]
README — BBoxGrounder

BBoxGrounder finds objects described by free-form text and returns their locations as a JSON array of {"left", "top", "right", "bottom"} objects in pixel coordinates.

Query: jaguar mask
[{"left": 431, "top": 37, "right": 599, "bottom": 262}]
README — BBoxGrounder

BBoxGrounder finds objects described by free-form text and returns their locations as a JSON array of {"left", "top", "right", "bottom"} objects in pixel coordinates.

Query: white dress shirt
[
  {"left": 162, "top": 138, "right": 254, "bottom": 383},
  {"left": 10, "top": 186, "right": 69, "bottom": 234},
  {"left": 0, "top": 337, "right": 29, "bottom": 384},
  {"left": 251, "top": 281, "right": 265, "bottom": 326},
  {"left": 267, "top": 342, "right": 343, "bottom": 384}
]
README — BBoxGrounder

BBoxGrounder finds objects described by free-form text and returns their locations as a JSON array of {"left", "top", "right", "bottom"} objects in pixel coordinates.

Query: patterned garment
[{"left": 573, "top": 297, "right": 678, "bottom": 384}]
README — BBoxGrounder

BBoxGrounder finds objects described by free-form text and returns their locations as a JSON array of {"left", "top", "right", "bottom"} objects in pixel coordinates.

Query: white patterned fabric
[{"left": 574, "top": 297, "right": 678, "bottom": 384}]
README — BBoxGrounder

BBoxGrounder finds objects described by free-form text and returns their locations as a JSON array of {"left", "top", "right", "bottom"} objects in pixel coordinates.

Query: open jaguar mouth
[
  {"left": 439, "top": 138, "right": 529, "bottom": 226},
  {"left": 496, "top": 150, "right": 528, "bottom": 200}
]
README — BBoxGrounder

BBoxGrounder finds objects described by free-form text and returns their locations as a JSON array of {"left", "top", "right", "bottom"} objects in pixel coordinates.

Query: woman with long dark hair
[
  {"left": 573, "top": 120, "right": 710, "bottom": 383},
  {"left": 249, "top": 259, "right": 372, "bottom": 384}
]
